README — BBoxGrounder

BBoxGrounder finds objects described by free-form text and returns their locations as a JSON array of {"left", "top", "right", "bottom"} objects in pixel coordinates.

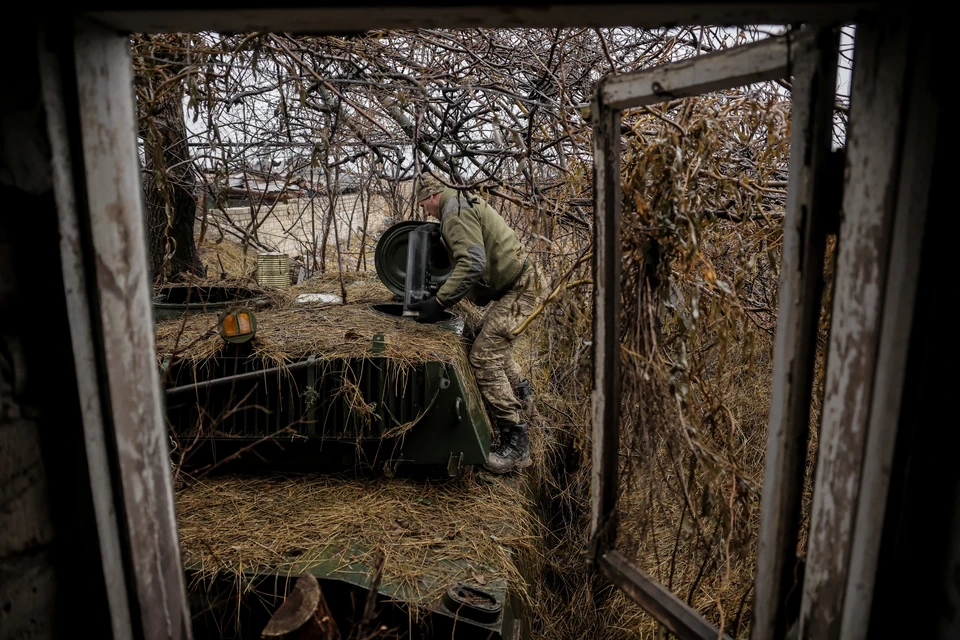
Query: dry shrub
[
  {"left": 196, "top": 236, "right": 259, "bottom": 282},
  {"left": 612, "top": 91, "right": 789, "bottom": 638},
  {"left": 515, "top": 89, "right": 797, "bottom": 639}
]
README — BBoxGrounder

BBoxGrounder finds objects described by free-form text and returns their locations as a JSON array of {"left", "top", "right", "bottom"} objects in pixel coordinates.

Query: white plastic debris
[{"left": 295, "top": 293, "right": 342, "bottom": 304}]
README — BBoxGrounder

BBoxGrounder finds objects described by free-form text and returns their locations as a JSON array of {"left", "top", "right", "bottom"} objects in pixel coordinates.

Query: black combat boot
[{"left": 485, "top": 423, "right": 531, "bottom": 474}]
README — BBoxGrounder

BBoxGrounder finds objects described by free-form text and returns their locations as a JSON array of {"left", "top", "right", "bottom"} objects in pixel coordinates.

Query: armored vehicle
[
  {"left": 157, "top": 222, "right": 535, "bottom": 640},
  {"left": 161, "top": 220, "right": 494, "bottom": 477}
]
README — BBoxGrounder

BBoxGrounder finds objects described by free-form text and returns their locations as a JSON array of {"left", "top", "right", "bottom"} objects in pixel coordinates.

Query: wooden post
[
  {"left": 751, "top": 26, "right": 839, "bottom": 640},
  {"left": 41, "top": 17, "right": 191, "bottom": 639},
  {"left": 588, "top": 96, "right": 622, "bottom": 563},
  {"left": 798, "top": 9, "right": 924, "bottom": 639},
  {"left": 839, "top": 21, "right": 939, "bottom": 640},
  {"left": 600, "top": 551, "right": 733, "bottom": 640}
]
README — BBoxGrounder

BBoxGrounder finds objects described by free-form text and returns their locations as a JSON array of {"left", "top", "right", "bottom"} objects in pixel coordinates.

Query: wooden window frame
[
  {"left": 35, "top": 5, "right": 903, "bottom": 639},
  {"left": 588, "top": 26, "right": 840, "bottom": 640}
]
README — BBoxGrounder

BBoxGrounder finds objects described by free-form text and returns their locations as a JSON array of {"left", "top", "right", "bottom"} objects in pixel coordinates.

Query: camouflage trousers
[{"left": 468, "top": 266, "right": 546, "bottom": 426}]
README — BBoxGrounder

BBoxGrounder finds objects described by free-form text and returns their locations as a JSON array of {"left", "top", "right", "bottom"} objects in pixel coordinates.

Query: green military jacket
[{"left": 435, "top": 188, "right": 527, "bottom": 308}]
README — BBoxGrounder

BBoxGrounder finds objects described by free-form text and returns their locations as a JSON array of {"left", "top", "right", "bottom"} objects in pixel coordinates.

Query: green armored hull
[
  {"left": 163, "top": 344, "right": 492, "bottom": 475},
  {"left": 158, "top": 220, "right": 491, "bottom": 476}
]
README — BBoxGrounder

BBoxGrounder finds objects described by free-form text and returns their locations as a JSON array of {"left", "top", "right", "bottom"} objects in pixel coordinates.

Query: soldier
[{"left": 408, "top": 174, "right": 544, "bottom": 474}]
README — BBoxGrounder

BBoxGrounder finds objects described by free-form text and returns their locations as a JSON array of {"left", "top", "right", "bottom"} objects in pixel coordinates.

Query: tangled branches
[
  {"left": 612, "top": 91, "right": 791, "bottom": 636},
  {"left": 132, "top": 24, "right": 852, "bottom": 639},
  {"left": 130, "top": 27, "right": 811, "bottom": 282}
]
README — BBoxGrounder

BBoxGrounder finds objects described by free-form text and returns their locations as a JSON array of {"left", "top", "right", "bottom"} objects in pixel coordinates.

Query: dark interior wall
[
  {"left": 0, "top": 23, "right": 113, "bottom": 640},
  {"left": 867, "top": 57, "right": 957, "bottom": 639}
]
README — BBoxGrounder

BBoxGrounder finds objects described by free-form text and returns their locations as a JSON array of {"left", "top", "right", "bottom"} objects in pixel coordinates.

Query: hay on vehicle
[
  {"left": 175, "top": 471, "right": 541, "bottom": 620},
  {"left": 287, "top": 270, "right": 393, "bottom": 305},
  {"left": 156, "top": 291, "right": 489, "bottom": 447},
  {"left": 155, "top": 301, "right": 468, "bottom": 368}
]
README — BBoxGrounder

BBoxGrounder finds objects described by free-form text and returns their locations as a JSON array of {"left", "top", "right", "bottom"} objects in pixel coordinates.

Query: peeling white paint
[
  {"left": 71, "top": 19, "right": 190, "bottom": 639},
  {"left": 800, "top": 13, "right": 911, "bottom": 639}
]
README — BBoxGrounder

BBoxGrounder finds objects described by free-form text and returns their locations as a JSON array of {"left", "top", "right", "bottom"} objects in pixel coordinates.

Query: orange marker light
[
  {"left": 222, "top": 314, "right": 239, "bottom": 336},
  {"left": 217, "top": 307, "right": 258, "bottom": 343}
]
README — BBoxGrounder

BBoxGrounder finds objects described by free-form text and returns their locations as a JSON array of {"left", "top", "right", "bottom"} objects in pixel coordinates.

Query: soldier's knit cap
[{"left": 414, "top": 174, "right": 445, "bottom": 203}]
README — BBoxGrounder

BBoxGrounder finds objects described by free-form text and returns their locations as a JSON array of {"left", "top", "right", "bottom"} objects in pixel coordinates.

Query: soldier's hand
[{"left": 408, "top": 296, "right": 445, "bottom": 323}]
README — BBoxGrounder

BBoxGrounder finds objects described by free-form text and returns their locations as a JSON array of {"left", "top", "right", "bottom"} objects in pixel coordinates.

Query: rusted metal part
[
  {"left": 600, "top": 551, "right": 733, "bottom": 640},
  {"left": 751, "top": 26, "right": 840, "bottom": 640},
  {"left": 262, "top": 574, "right": 321, "bottom": 637},
  {"left": 798, "top": 10, "right": 915, "bottom": 639},
  {"left": 262, "top": 574, "right": 341, "bottom": 639}
]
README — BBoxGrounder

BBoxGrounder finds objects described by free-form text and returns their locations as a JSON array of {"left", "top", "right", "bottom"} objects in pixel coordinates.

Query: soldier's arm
[{"left": 436, "top": 206, "right": 485, "bottom": 307}]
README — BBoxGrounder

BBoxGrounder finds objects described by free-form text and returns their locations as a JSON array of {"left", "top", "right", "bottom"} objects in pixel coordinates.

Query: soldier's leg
[
  {"left": 505, "top": 356, "right": 523, "bottom": 389},
  {"left": 503, "top": 270, "right": 543, "bottom": 413},
  {"left": 506, "top": 355, "right": 535, "bottom": 417},
  {"left": 472, "top": 270, "right": 543, "bottom": 419},
  {"left": 471, "top": 294, "right": 531, "bottom": 473},
  {"left": 466, "top": 302, "right": 492, "bottom": 347},
  {"left": 474, "top": 271, "right": 546, "bottom": 473},
  {"left": 469, "top": 299, "right": 523, "bottom": 426}
]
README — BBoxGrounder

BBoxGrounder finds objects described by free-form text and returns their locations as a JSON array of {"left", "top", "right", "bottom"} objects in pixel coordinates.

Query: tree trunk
[{"left": 141, "top": 70, "right": 201, "bottom": 283}]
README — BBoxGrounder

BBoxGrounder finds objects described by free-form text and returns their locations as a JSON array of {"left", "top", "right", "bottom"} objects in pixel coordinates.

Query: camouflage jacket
[{"left": 435, "top": 188, "right": 527, "bottom": 308}]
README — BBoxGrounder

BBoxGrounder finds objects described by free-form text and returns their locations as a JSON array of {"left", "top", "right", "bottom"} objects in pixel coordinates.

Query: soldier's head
[{"left": 415, "top": 174, "right": 444, "bottom": 219}]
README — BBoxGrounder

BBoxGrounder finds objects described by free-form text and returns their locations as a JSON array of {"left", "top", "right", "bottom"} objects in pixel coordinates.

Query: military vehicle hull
[
  {"left": 165, "top": 221, "right": 534, "bottom": 639},
  {"left": 162, "top": 302, "right": 491, "bottom": 476}
]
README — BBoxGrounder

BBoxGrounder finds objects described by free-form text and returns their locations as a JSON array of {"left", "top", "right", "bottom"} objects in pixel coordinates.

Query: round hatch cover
[{"left": 374, "top": 220, "right": 453, "bottom": 297}]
